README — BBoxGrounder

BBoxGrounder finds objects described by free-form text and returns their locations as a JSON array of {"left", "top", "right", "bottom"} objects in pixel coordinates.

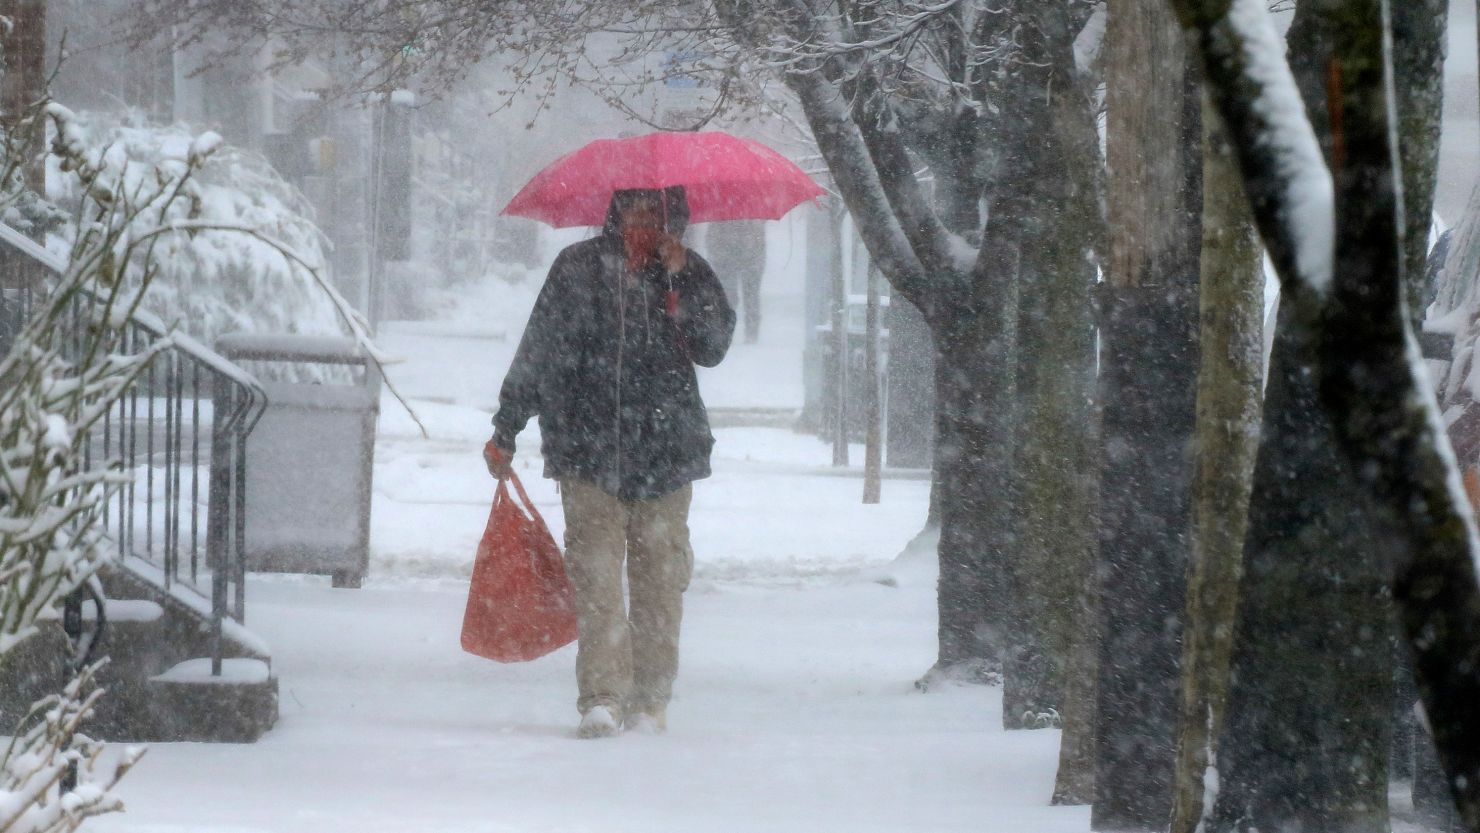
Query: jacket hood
[{"left": 602, "top": 186, "right": 690, "bottom": 240}]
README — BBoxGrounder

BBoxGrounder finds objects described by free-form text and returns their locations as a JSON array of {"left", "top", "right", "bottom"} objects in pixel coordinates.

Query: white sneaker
[
  {"left": 625, "top": 710, "right": 667, "bottom": 735},
  {"left": 578, "top": 706, "right": 621, "bottom": 739}
]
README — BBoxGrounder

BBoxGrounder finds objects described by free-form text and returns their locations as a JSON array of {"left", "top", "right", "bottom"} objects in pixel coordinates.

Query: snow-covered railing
[{"left": 0, "top": 222, "right": 268, "bottom": 674}]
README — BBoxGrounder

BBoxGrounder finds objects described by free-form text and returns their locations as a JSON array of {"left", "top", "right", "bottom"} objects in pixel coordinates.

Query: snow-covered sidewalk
[
  {"left": 93, "top": 566, "right": 1087, "bottom": 833},
  {"left": 90, "top": 265, "right": 1088, "bottom": 832}
]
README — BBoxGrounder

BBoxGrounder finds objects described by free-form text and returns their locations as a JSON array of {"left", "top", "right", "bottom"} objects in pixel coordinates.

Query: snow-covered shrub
[
  {"left": 0, "top": 665, "right": 142, "bottom": 832},
  {"left": 0, "top": 103, "right": 258, "bottom": 833},
  {"left": 45, "top": 112, "right": 346, "bottom": 349},
  {"left": 0, "top": 164, "right": 65, "bottom": 240},
  {"left": 0, "top": 112, "right": 67, "bottom": 240}
]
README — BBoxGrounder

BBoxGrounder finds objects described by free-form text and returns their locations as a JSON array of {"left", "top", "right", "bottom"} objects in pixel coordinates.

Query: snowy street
[{"left": 89, "top": 265, "right": 1087, "bottom": 833}]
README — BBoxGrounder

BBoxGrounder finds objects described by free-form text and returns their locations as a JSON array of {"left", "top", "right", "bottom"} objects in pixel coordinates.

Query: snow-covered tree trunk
[
  {"left": 1168, "top": 96, "right": 1264, "bottom": 833},
  {"left": 703, "top": 2, "right": 1105, "bottom": 715},
  {"left": 1173, "top": 0, "right": 1480, "bottom": 829},
  {"left": 711, "top": 0, "right": 1020, "bottom": 686},
  {"left": 1197, "top": 6, "right": 1394, "bottom": 831},
  {"left": 927, "top": 213, "right": 1019, "bottom": 687},
  {"left": 1093, "top": 0, "right": 1201, "bottom": 827}
]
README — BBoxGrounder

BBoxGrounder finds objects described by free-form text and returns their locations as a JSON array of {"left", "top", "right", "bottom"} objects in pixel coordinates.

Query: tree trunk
[
  {"left": 999, "top": 7, "right": 1106, "bottom": 799},
  {"left": 927, "top": 289, "right": 1019, "bottom": 684},
  {"left": 1174, "top": 0, "right": 1480, "bottom": 821},
  {"left": 1391, "top": 0, "right": 1446, "bottom": 322},
  {"left": 1168, "top": 96, "right": 1264, "bottom": 833},
  {"left": 1093, "top": 0, "right": 1202, "bottom": 828},
  {"left": 1003, "top": 224, "right": 1076, "bottom": 727},
  {"left": 1208, "top": 317, "right": 1393, "bottom": 833},
  {"left": 1052, "top": 554, "right": 1101, "bottom": 805},
  {"left": 1390, "top": 0, "right": 1448, "bottom": 811},
  {"left": 920, "top": 103, "right": 1024, "bottom": 691},
  {"left": 1328, "top": 0, "right": 1480, "bottom": 815},
  {"left": 1201, "top": 8, "right": 1395, "bottom": 832},
  {"left": 1010, "top": 141, "right": 1099, "bottom": 732},
  {"left": 1007, "top": 7, "right": 1102, "bottom": 745},
  {"left": 898, "top": 109, "right": 972, "bottom": 566}
]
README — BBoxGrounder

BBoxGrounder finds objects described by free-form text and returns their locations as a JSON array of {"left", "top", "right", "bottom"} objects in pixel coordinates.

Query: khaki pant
[{"left": 560, "top": 480, "right": 694, "bottom": 719}]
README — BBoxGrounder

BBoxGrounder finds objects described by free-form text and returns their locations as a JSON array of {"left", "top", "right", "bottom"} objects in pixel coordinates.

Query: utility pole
[
  {"left": 367, "top": 91, "right": 413, "bottom": 334},
  {"left": 863, "top": 263, "right": 882, "bottom": 503},
  {"left": 830, "top": 199, "right": 849, "bottom": 467}
]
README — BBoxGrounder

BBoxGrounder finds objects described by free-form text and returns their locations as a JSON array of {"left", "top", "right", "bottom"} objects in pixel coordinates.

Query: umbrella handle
[{"left": 658, "top": 204, "right": 692, "bottom": 362}]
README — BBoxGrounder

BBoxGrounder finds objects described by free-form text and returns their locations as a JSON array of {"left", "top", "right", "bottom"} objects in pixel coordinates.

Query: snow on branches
[
  {"left": 44, "top": 112, "right": 346, "bottom": 356},
  {"left": 0, "top": 667, "right": 143, "bottom": 833}
]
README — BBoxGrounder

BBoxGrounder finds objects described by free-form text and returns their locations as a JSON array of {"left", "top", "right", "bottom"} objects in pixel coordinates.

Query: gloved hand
[{"left": 483, "top": 440, "right": 513, "bottom": 480}]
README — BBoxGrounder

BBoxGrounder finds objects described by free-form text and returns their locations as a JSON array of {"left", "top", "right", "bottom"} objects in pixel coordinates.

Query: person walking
[
  {"left": 484, "top": 186, "right": 735, "bottom": 738},
  {"left": 703, "top": 218, "right": 766, "bottom": 343}
]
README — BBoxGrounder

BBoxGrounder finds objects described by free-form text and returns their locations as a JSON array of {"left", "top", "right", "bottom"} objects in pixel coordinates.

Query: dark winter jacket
[{"left": 492, "top": 188, "right": 736, "bottom": 501}]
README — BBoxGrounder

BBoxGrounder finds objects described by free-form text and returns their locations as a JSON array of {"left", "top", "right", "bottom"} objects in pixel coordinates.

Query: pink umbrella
[{"left": 502, "top": 131, "right": 824, "bottom": 228}]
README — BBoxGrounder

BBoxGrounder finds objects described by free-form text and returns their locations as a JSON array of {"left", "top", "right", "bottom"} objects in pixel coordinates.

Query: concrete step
[
  {"left": 146, "top": 658, "right": 278, "bottom": 743},
  {"left": 0, "top": 580, "right": 275, "bottom": 742},
  {"left": 98, "top": 559, "right": 270, "bottom": 661}
]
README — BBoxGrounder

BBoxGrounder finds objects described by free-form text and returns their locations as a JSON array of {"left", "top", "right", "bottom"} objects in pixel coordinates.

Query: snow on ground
[
  {"left": 370, "top": 407, "right": 928, "bottom": 583},
  {"left": 92, "top": 571, "right": 1084, "bottom": 833},
  {"left": 91, "top": 407, "right": 1081, "bottom": 832},
  {"left": 88, "top": 236, "right": 1087, "bottom": 833}
]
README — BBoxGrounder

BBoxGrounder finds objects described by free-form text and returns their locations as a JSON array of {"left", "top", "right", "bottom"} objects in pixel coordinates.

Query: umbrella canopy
[{"left": 502, "top": 131, "right": 824, "bottom": 228}]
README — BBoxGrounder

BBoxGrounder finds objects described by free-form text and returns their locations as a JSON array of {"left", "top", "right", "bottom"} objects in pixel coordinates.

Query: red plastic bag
[{"left": 461, "top": 472, "right": 578, "bottom": 662}]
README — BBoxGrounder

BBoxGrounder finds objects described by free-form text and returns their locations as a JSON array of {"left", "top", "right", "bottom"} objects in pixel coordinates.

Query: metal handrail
[
  {"left": 0, "top": 219, "right": 268, "bottom": 673},
  {"left": 0, "top": 221, "right": 270, "bottom": 400}
]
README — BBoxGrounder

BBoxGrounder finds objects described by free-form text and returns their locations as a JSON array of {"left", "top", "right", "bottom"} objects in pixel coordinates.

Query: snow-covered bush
[
  {"left": 0, "top": 666, "right": 141, "bottom": 832},
  {"left": 1, "top": 97, "right": 401, "bottom": 831},
  {"left": 0, "top": 103, "right": 257, "bottom": 833},
  {"left": 45, "top": 112, "right": 346, "bottom": 348},
  {"left": 1, "top": 106, "right": 406, "bottom": 830},
  {"left": 0, "top": 111, "right": 67, "bottom": 240}
]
